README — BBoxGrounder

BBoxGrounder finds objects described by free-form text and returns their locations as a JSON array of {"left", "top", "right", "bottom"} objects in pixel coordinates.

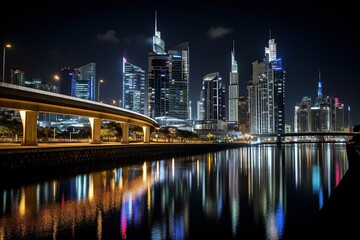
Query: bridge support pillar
[
  {"left": 20, "top": 110, "right": 38, "bottom": 146},
  {"left": 143, "top": 126, "right": 150, "bottom": 143},
  {"left": 89, "top": 117, "right": 102, "bottom": 144},
  {"left": 121, "top": 123, "right": 129, "bottom": 144}
]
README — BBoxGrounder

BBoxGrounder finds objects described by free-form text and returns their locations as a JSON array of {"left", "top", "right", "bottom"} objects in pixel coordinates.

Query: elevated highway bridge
[{"left": 0, "top": 83, "right": 159, "bottom": 146}]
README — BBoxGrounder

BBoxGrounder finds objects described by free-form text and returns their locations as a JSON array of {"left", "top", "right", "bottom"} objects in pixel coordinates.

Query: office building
[
  {"left": 247, "top": 37, "right": 285, "bottom": 134},
  {"left": 228, "top": 41, "right": 239, "bottom": 127},
  {"left": 122, "top": 57, "right": 146, "bottom": 114},
  {"left": 77, "top": 63, "right": 96, "bottom": 101},
  {"left": 147, "top": 12, "right": 190, "bottom": 120}
]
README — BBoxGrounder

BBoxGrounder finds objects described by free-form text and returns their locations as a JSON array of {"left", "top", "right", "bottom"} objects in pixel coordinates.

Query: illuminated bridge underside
[{"left": 0, "top": 83, "right": 159, "bottom": 146}]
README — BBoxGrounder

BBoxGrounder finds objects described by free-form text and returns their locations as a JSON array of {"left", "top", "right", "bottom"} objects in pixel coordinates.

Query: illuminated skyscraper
[
  {"left": 147, "top": 12, "right": 190, "bottom": 120},
  {"left": 122, "top": 57, "right": 146, "bottom": 114},
  {"left": 228, "top": 41, "right": 239, "bottom": 125},
  {"left": 77, "top": 63, "right": 96, "bottom": 101},
  {"left": 60, "top": 67, "right": 78, "bottom": 96},
  {"left": 202, "top": 72, "right": 225, "bottom": 121},
  {"left": 10, "top": 68, "right": 25, "bottom": 85},
  {"left": 311, "top": 75, "right": 331, "bottom": 132},
  {"left": 294, "top": 96, "right": 312, "bottom": 132},
  {"left": 248, "top": 37, "right": 285, "bottom": 134},
  {"left": 153, "top": 11, "right": 165, "bottom": 54},
  {"left": 168, "top": 42, "right": 190, "bottom": 120},
  {"left": 332, "top": 98, "right": 345, "bottom": 131}
]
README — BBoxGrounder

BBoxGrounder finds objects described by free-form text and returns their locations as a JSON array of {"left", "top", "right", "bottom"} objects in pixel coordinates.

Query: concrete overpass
[{"left": 0, "top": 83, "right": 159, "bottom": 146}]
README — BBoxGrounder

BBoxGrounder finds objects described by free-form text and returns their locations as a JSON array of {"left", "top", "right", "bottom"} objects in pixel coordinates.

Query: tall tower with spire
[
  {"left": 317, "top": 69, "right": 322, "bottom": 98},
  {"left": 147, "top": 11, "right": 190, "bottom": 120},
  {"left": 248, "top": 34, "right": 285, "bottom": 134},
  {"left": 228, "top": 40, "right": 239, "bottom": 127},
  {"left": 152, "top": 11, "right": 165, "bottom": 54},
  {"left": 265, "top": 31, "right": 277, "bottom": 62}
]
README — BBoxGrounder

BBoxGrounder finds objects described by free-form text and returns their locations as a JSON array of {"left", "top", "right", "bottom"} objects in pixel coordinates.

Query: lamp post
[
  {"left": 98, "top": 79, "right": 104, "bottom": 102},
  {"left": 2, "top": 44, "right": 12, "bottom": 82},
  {"left": 54, "top": 74, "right": 60, "bottom": 93}
]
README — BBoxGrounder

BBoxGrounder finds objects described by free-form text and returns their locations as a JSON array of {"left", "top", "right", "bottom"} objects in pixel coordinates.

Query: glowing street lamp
[
  {"left": 98, "top": 79, "right": 104, "bottom": 102},
  {"left": 2, "top": 43, "right": 12, "bottom": 82},
  {"left": 54, "top": 74, "right": 60, "bottom": 93}
]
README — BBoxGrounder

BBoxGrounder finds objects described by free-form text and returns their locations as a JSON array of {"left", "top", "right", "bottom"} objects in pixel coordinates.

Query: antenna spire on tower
[
  {"left": 233, "top": 40, "right": 235, "bottom": 55},
  {"left": 155, "top": 11, "right": 157, "bottom": 34}
]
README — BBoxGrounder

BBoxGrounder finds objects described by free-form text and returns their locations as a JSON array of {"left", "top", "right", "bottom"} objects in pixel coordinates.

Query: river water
[{"left": 0, "top": 143, "right": 348, "bottom": 239}]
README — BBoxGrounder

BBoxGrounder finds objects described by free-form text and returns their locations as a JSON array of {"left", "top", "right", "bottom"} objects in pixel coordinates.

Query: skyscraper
[
  {"left": 270, "top": 58, "right": 285, "bottom": 134},
  {"left": 147, "top": 12, "right": 190, "bottom": 120},
  {"left": 10, "top": 68, "right": 25, "bottom": 85},
  {"left": 332, "top": 98, "right": 345, "bottom": 131},
  {"left": 228, "top": 41, "right": 239, "bottom": 125},
  {"left": 122, "top": 57, "right": 146, "bottom": 114},
  {"left": 294, "top": 96, "right": 312, "bottom": 132},
  {"left": 238, "top": 96, "right": 249, "bottom": 134},
  {"left": 202, "top": 72, "right": 225, "bottom": 121},
  {"left": 311, "top": 75, "right": 331, "bottom": 132},
  {"left": 247, "top": 37, "right": 285, "bottom": 134},
  {"left": 77, "top": 63, "right": 96, "bottom": 101},
  {"left": 60, "top": 67, "right": 78, "bottom": 97},
  {"left": 168, "top": 42, "right": 190, "bottom": 120}
]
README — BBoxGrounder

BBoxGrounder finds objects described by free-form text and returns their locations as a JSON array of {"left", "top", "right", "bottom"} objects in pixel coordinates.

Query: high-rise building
[
  {"left": 122, "top": 57, "right": 146, "bottom": 114},
  {"left": 247, "top": 60, "right": 266, "bottom": 134},
  {"left": 77, "top": 63, "right": 96, "bottom": 101},
  {"left": 153, "top": 11, "right": 165, "bottom": 55},
  {"left": 147, "top": 12, "right": 190, "bottom": 120},
  {"left": 168, "top": 42, "right": 190, "bottom": 120},
  {"left": 270, "top": 59, "right": 285, "bottom": 133},
  {"left": 332, "top": 98, "right": 345, "bottom": 131},
  {"left": 247, "top": 37, "right": 285, "bottom": 134},
  {"left": 238, "top": 96, "right": 249, "bottom": 134},
  {"left": 197, "top": 89, "right": 205, "bottom": 120},
  {"left": 294, "top": 96, "right": 312, "bottom": 132},
  {"left": 60, "top": 67, "right": 78, "bottom": 96},
  {"left": 202, "top": 72, "right": 225, "bottom": 121},
  {"left": 228, "top": 41, "right": 239, "bottom": 125},
  {"left": 10, "top": 68, "right": 25, "bottom": 85},
  {"left": 311, "top": 74, "right": 331, "bottom": 132},
  {"left": 148, "top": 52, "right": 171, "bottom": 118}
]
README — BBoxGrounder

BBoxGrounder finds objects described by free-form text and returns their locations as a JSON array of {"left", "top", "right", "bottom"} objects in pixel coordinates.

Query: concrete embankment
[{"left": 0, "top": 142, "right": 246, "bottom": 185}]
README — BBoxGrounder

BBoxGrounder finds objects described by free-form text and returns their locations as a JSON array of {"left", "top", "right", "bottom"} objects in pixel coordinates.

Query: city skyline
[{"left": 1, "top": 2, "right": 359, "bottom": 126}]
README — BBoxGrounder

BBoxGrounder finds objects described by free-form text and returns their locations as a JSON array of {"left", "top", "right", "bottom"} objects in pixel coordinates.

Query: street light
[
  {"left": 54, "top": 74, "right": 60, "bottom": 93},
  {"left": 98, "top": 79, "right": 104, "bottom": 102},
  {"left": 2, "top": 43, "right": 12, "bottom": 82}
]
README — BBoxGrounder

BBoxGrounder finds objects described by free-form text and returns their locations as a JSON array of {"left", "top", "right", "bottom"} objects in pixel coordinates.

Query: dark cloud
[
  {"left": 207, "top": 26, "right": 233, "bottom": 39},
  {"left": 96, "top": 30, "right": 119, "bottom": 43}
]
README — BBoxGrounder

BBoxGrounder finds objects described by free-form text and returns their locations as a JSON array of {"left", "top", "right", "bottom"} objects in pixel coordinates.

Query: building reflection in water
[{"left": 0, "top": 143, "right": 348, "bottom": 239}]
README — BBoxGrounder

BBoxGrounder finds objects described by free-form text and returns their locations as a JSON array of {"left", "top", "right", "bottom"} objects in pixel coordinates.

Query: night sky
[{"left": 1, "top": 1, "right": 359, "bottom": 126}]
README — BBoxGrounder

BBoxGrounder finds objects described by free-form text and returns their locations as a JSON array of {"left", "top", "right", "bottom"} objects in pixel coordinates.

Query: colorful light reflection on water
[{"left": 0, "top": 143, "right": 348, "bottom": 239}]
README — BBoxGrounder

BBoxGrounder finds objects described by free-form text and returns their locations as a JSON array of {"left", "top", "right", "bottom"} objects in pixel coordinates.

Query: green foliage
[{"left": 0, "top": 119, "right": 22, "bottom": 137}]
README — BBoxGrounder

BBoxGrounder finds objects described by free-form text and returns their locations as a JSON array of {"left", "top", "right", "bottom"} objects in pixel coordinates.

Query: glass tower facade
[
  {"left": 147, "top": 12, "right": 190, "bottom": 120},
  {"left": 77, "top": 63, "right": 96, "bottom": 101},
  {"left": 202, "top": 72, "right": 225, "bottom": 121},
  {"left": 168, "top": 42, "right": 190, "bottom": 120},
  {"left": 122, "top": 58, "right": 146, "bottom": 114},
  {"left": 228, "top": 42, "right": 239, "bottom": 124},
  {"left": 60, "top": 67, "right": 78, "bottom": 97},
  {"left": 248, "top": 38, "right": 285, "bottom": 134}
]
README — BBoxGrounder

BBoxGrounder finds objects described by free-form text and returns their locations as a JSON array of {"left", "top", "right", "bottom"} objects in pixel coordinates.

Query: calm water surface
[{"left": 0, "top": 143, "right": 348, "bottom": 239}]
